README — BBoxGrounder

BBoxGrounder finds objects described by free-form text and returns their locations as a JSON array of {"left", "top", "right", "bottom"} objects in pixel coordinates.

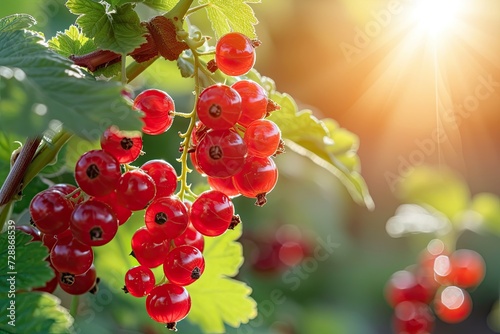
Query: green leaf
[
  {"left": 143, "top": 0, "right": 178, "bottom": 11},
  {"left": 48, "top": 25, "right": 96, "bottom": 57},
  {"left": 0, "top": 29, "right": 141, "bottom": 140},
  {"left": 471, "top": 193, "right": 500, "bottom": 235},
  {"left": 0, "top": 292, "right": 74, "bottom": 333},
  {"left": 267, "top": 92, "right": 374, "bottom": 209},
  {"left": 187, "top": 224, "right": 257, "bottom": 333},
  {"left": 66, "top": 0, "right": 146, "bottom": 54},
  {"left": 198, "top": 0, "right": 260, "bottom": 39},
  {"left": 0, "top": 230, "right": 53, "bottom": 291},
  {"left": 396, "top": 166, "right": 470, "bottom": 220},
  {"left": 0, "top": 14, "right": 37, "bottom": 33}
]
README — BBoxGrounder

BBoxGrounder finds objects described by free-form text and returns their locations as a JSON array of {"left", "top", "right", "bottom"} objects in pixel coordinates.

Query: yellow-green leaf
[{"left": 48, "top": 25, "right": 96, "bottom": 57}]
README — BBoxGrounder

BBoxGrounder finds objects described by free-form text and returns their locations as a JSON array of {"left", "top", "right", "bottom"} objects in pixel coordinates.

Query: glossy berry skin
[
  {"left": 385, "top": 270, "right": 434, "bottom": 307},
  {"left": 215, "top": 32, "right": 255, "bottom": 76},
  {"left": 50, "top": 234, "right": 94, "bottom": 275},
  {"left": 244, "top": 119, "right": 281, "bottom": 157},
  {"left": 116, "top": 170, "right": 156, "bottom": 211},
  {"left": 195, "top": 129, "right": 247, "bottom": 178},
  {"left": 434, "top": 286, "right": 472, "bottom": 323},
  {"left": 101, "top": 126, "right": 143, "bottom": 163},
  {"left": 131, "top": 227, "right": 170, "bottom": 268},
  {"left": 145, "top": 196, "right": 189, "bottom": 240},
  {"left": 232, "top": 80, "right": 268, "bottom": 127},
  {"left": 190, "top": 190, "right": 234, "bottom": 237},
  {"left": 30, "top": 190, "right": 73, "bottom": 235},
  {"left": 393, "top": 301, "right": 434, "bottom": 334},
  {"left": 141, "top": 160, "right": 178, "bottom": 198},
  {"left": 15, "top": 225, "right": 41, "bottom": 242},
  {"left": 207, "top": 176, "right": 240, "bottom": 198},
  {"left": 163, "top": 245, "right": 205, "bottom": 286},
  {"left": 146, "top": 283, "right": 191, "bottom": 328},
  {"left": 197, "top": 84, "right": 242, "bottom": 130},
  {"left": 173, "top": 224, "right": 205, "bottom": 252},
  {"left": 94, "top": 191, "right": 132, "bottom": 226},
  {"left": 59, "top": 264, "right": 97, "bottom": 295},
  {"left": 50, "top": 183, "right": 82, "bottom": 204},
  {"left": 449, "top": 249, "right": 485, "bottom": 288},
  {"left": 42, "top": 229, "right": 72, "bottom": 252},
  {"left": 133, "top": 89, "right": 175, "bottom": 135},
  {"left": 233, "top": 155, "right": 278, "bottom": 206},
  {"left": 124, "top": 265, "right": 156, "bottom": 297},
  {"left": 70, "top": 200, "right": 118, "bottom": 247},
  {"left": 74, "top": 150, "right": 121, "bottom": 197}
]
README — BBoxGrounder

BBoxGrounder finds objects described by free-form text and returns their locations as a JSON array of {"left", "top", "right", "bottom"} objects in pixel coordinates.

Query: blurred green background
[{"left": 2, "top": 0, "right": 500, "bottom": 333}]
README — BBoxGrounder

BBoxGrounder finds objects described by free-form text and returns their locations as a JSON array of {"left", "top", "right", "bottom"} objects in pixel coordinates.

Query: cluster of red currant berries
[
  {"left": 23, "top": 31, "right": 283, "bottom": 330},
  {"left": 385, "top": 239, "right": 486, "bottom": 334}
]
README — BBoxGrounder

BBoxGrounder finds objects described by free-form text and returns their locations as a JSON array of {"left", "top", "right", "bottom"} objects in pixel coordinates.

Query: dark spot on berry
[
  {"left": 209, "top": 145, "right": 223, "bottom": 160},
  {"left": 86, "top": 164, "right": 100, "bottom": 179},
  {"left": 29, "top": 217, "right": 36, "bottom": 227},
  {"left": 122, "top": 285, "right": 129, "bottom": 294},
  {"left": 166, "top": 322, "right": 177, "bottom": 331},
  {"left": 155, "top": 212, "right": 168, "bottom": 225},
  {"left": 120, "top": 137, "right": 134, "bottom": 150},
  {"left": 207, "top": 59, "right": 218, "bottom": 73},
  {"left": 228, "top": 214, "right": 241, "bottom": 230},
  {"left": 130, "top": 251, "right": 136, "bottom": 258},
  {"left": 191, "top": 267, "right": 201, "bottom": 279},
  {"left": 255, "top": 193, "right": 267, "bottom": 207},
  {"left": 60, "top": 273, "right": 75, "bottom": 286},
  {"left": 209, "top": 104, "right": 222, "bottom": 118},
  {"left": 90, "top": 226, "right": 103, "bottom": 240}
]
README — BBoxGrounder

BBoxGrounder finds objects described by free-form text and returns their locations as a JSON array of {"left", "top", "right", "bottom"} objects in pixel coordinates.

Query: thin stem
[
  {"left": 121, "top": 54, "right": 127, "bottom": 85},
  {"left": 165, "top": 0, "right": 195, "bottom": 28},
  {"left": 173, "top": 111, "right": 194, "bottom": 119},
  {"left": 186, "top": 3, "right": 210, "bottom": 16},
  {"left": 126, "top": 56, "right": 159, "bottom": 83},
  {"left": 70, "top": 295, "right": 79, "bottom": 318}
]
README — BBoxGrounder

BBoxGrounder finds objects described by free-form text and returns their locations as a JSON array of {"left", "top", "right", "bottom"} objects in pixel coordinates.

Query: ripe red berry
[
  {"left": 163, "top": 245, "right": 205, "bottom": 286},
  {"left": 101, "top": 126, "right": 143, "bottom": 163},
  {"left": 244, "top": 119, "right": 281, "bottom": 157},
  {"left": 70, "top": 200, "right": 118, "bottom": 247},
  {"left": 124, "top": 265, "right": 156, "bottom": 297},
  {"left": 173, "top": 223, "right": 205, "bottom": 252},
  {"left": 233, "top": 155, "right": 278, "bottom": 206},
  {"left": 131, "top": 227, "right": 169, "bottom": 268},
  {"left": 146, "top": 283, "right": 191, "bottom": 329},
  {"left": 116, "top": 170, "right": 156, "bottom": 211},
  {"left": 59, "top": 264, "right": 97, "bottom": 295},
  {"left": 385, "top": 270, "right": 434, "bottom": 307},
  {"left": 232, "top": 80, "right": 268, "bottom": 127},
  {"left": 30, "top": 190, "right": 73, "bottom": 235},
  {"left": 393, "top": 301, "right": 434, "bottom": 334},
  {"left": 434, "top": 286, "right": 472, "bottom": 323},
  {"left": 49, "top": 183, "right": 82, "bottom": 204},
  {"left": 50, "top": 234, "right": 94, "bottom": 275},
  {"left": 42, "top": 229, "right": 72, "bottom": 253},
  {"left": 190, "top": 190, "right": 234, "bottom": 237},
  {"left": 195, "top": 129, "right": 247, "bottom": 178},
  {"left": 215, "top": 32, "right": 255, "bottom": 76},
  {"left": 74, "top": 150, "right": 121, "bottom": 197},
  {"left": 144, "top": 196, "right": 189, "bottom": 239},
  {"left": 449, "top": 249, "right": 485, "bottom": 288},
  {"left": 133, "top": 89, "right": 175, "bottom": 135},
  {"left": 94, "top": 191, "right": 132, "bottom": 225},
  {"left": 196, "top": 84, "right": 242, "bottom": 130},
  {"left": 141, "top": 159, "right": 178, "bottom": 198},
  {"left": 207, "top": 176, "right": 240, "bottom": 198}
]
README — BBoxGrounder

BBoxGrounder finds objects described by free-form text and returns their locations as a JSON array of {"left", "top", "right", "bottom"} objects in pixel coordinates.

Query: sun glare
[{"left": 412, "top": 0, "right": 466, "bottom": 38}]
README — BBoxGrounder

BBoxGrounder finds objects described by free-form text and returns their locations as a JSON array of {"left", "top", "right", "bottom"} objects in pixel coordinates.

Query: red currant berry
[
  {"left": 189, "top": 150, "right": 204, "bottom": 175},
  {"left": 191, "top": 121, "right": 208, "bottom": 145},
  {"left": 196, "top": 84, "right": 242, "bottom": 130},
  {"left": 215, "top": 32, "right": 255, "bottom": 76},
  {"left": 94, "top": 191, "right": 132, "bottom": 225},
  {"left": 145, "top": 196, "right": 189, "bottom": 239},
  {"left": 41, "top": 229, "right": 71, "bottom": 253},
  {"left": 124, "top": 265, "right": 156, "bottom": 297},
  {"left": 163, "top": 245, "right": 205, "bottom": 286},
  {"left": 101, "top": 126, "right": 143, "bottom": 163},
  {"left": 131, "top": 227, "right": 169, "bottom": 268},
  {"left": 74, "top": 150, "right": 121, "bottom": 197},
  {"left": 195, "top": 129, "right": 247, "bottom": 178},
  {"left": 146, "top": 283, "right": 191, "bottom": 329},
  {"left": 116, "top": 170, "right": 156, "bottom": 211},
  {"left": 449, "top": 249, "right": 485, "bottom": 288},
  {"left": 70, "top": 200, "right": 118, "bottom": 247},
  {"left": 233, "top": 155, "right": 278, "bottom": 206},
  {"left": 50, "top": 234, "right": 94, "bottom": 275},
  {"left": 59, "top": 264, "right": 97, "bottom": 295},
  {"left": 141, "top": 160, "right": 178, "bottom": 198},
  {"left": 133, "top": 89, "right": 175, "bottom": 135},
  {"left": 244, "top": 119, "right": 281, "bottom": 157},
  {"left": 393, "top": 301, "right": 434, "bottom": 334},
  {"left": 173, "top": 223, "right": 205, "bottom": 252},
  {"left": 207, "top": 175, "right": 240, "bottom": 197},
  {"left": 434, "top": 286, "right": 472, "bottom": 323},
  {"left": 278, "top": 241, "right": 305, "bottom": 267},
  {"left": 190, "top": 190, "right": 234, "bottom": 237},
  {"left": 49, "top": 183, "right": 82, "bottom": 204},
  {"left": 232, "top": 80, "right": 268, "bottom": 127},
  {"left": 15, "top": 225, "right": 41, "bottom": 241},
  {"left": 385, "top": 270, "right": 434, "bottom": 307},
  {"left": 30, "top": 190, "right": 73, "bottom": 235}
]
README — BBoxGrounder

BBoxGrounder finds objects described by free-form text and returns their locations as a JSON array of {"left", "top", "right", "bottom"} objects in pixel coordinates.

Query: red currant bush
[
  {"left": 124, "top": 265, "right": 156, "bottom": 297},
  {"left": 133, "top": 89, "right": 175, "bottom": 135},
  {"left": 146, "top": 283, "right": 191, "bottom": 330},
  {"left": 215, "top": 32, "right": 256, "bottom": 76},
  {"left": 163, "top": 245, "right": 205, "bottom": 286},
  {"left": 196, "top": 84, "right": 242, "bottom": 130},
  {"left": 74, "top": 149, "right": 121, "bottom": 197},
  {"left": 190, "top": 190, "right": 234, "bottom": 237}
]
